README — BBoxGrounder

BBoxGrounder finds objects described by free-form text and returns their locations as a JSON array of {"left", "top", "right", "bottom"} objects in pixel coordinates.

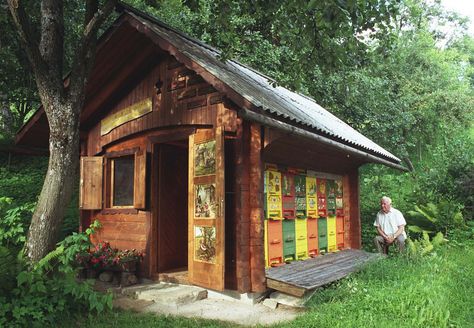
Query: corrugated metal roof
[{"left": 122, "top": 7, "right": 401, "bottom": 163}]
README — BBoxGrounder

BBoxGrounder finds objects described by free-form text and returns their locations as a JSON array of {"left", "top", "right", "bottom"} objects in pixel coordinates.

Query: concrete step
[{"left": 134, "top": 283, "right": 208, "bottom": 306}]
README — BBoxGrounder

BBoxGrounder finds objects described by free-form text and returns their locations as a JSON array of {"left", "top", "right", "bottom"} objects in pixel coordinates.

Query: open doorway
[{"left": 155, "top": 141, "right": 188, "bottom": 277}]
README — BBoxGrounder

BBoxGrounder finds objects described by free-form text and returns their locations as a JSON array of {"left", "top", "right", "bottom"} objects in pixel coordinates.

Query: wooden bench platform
[{"left": 265, "top": 249, "right": 380, "bottom": 297}]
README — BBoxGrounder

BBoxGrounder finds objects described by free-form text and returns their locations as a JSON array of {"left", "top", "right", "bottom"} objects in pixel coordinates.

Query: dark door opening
[{"left": 156, "top": 142, "right": 188, "bottom": 273}]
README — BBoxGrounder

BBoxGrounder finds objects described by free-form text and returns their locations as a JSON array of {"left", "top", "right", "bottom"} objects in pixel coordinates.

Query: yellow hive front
[
  {"left": 265, "top": 170, "right": 283, "bottom": 219},
  {"left": 295, "top": 218, "right": 309, "bottom": 260},
  {"left": 306, "top": 176, "right": 318, "bottom": 218},
  {"left": 327, "top": 215, "right": 337, "bottom": 252}
]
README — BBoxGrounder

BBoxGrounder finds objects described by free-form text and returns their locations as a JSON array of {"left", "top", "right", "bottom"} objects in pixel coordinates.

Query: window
[
  {"left": 80, "top": 150, "right": 146, "bottom": 211},
  {"left": 111, "top": 156, "right": 135, "bottom": 207}
]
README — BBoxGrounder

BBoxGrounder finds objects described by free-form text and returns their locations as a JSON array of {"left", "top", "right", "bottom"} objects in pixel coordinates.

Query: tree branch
[
  {"left": 68, "top": 0, "right": 117, "bottom": 102},
  {"left": 7, "top": 0, "right": 47, "bottom": 78},
  {"left": 83, "top": 0, "right": 117, "bottom": 53}
]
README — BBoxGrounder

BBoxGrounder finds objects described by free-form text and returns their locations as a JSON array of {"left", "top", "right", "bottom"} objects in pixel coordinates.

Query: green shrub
[
  {"left": 0, "top": 152, "right": 80, "bottom": 239},
  {"left": 0, "top": 220, "right": 112, "bottom": 327},
  {"left": 406, "top": 201, "right": 465, "bottom": 235},
  {"left": 405, "top": 232, "right": 446, "bottom": 259},
  {"left": 0, "top": 197, "right": 35, "bottom": 249}
]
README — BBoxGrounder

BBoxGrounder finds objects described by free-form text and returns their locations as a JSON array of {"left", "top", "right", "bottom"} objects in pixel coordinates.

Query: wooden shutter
[
  {"left": 134, "top": 150, "right": 147, "bottom": 209},
  {"left": 188, "top": 127, "right": 225, "bottom": 290},
  {"left": 79, "top": 156, "right": 103, "bottom": 210}
]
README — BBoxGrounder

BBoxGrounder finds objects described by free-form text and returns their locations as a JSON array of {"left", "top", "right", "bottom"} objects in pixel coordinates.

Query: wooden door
[{"left": 188, "top": 127, "right": 225, "bottom": 290}]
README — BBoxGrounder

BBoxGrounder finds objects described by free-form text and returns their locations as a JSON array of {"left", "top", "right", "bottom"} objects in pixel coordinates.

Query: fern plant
[
  {"left": 0, "top": 220, "right": 111, "bottom": 327},
  {"left": 406, "top": 232, "right": 446, "bottom": 259},
  {"left": 407, "top": 201, "right": 464, "bottom": 235}
]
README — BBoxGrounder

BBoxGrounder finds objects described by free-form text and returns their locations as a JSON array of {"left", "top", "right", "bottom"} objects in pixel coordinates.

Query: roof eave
[{"left": 238, "top": 108, "right": 409, "bottom": 172}]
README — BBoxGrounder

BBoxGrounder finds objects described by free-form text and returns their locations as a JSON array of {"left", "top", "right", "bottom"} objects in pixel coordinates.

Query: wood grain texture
[
  {"left": 134, "top": 150, "right": 147, "bottom": 209},
  {"left": 234, "top": 119, "right": 251, "bottom": 292},
  {"left": 85, "top": 53, "right": 235, "bottom": 155},
  {"left": 89, "top": 212, "right": 148, "bottom": 253},
  {"left": 188, "top": 127, "right": 226, "bottom": 291},
  {"left": 249, "top": 123, "right": 266, "bottom": 292},
  {"left": 265, "top": 249, "right": 379, "bottom": 296},
  {"left": 79, "top": 157, "right": 103, "bottom": 210},
  {"left": 347, "top": 169, "right": 360, "bottom": 249}
]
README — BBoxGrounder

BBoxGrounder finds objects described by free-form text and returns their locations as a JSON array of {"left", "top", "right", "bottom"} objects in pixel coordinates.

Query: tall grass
[
  {"left": 64, "top": 243, "right": 474, "bottom": 328},
  {"left": 282, "top": 244, "right": 474, "bottom": 328}
]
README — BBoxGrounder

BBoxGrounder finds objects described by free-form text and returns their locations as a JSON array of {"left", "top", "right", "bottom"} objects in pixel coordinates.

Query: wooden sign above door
[{"left": 101, "top": 98, "right": 153, "bottom": 136}]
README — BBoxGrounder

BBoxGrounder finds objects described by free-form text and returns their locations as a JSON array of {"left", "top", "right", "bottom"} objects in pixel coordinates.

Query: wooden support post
[
  {"left": 348, "top": 168, "right": 361, "bottom": 249},
  {"left": 248, "top": 123, "right": 266, "bottom": 292},
  {"left": 342, "top": 174, "right": 351, "bottom": 248},
  {"left": 235, "top": 119, "right": 251, "bottom": 292}
]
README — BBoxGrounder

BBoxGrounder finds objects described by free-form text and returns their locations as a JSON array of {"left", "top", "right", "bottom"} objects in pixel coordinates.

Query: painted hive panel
[
  {"left": 327, "top": 216, "right": 337, "bottom": 252},
  {"left": 307, "top": 217, "right": 318, "bottom": 257},
  {"left": 295, "top": 218, "right": 308, "bottom": 260},
  {"left": 282, "top": 219, "right": 296, "bottom": 262},
  {"left": 318, "top": 217, "right": 328, "bottom": 253},
  {"left": 263, "top": 164, "right": 348, "bottom": 267},
  {"left": 266, "top": 220, "right": 283, "bottom": 267}
]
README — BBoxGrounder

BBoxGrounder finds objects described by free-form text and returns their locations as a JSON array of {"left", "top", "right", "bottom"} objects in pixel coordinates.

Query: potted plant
[
  {"left": 76, "top": 242, "right": 144, "bottom": 276},
  {"left": 113, "top": 249, "right": 143, "bottom": 272},
  {"left": 76, "top": 241, "right": 116, "bottom": 278}
]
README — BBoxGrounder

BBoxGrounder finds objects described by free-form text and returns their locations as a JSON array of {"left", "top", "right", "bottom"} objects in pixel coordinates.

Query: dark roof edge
[
  {"left": 119, "top": 5, "right": 401, "bottom": 163},
  {"left": 116, "top": 2, "right": 219, "bottom": 54},
  {"left": 116, "top": 2, "right": 282, "bottom": 85},
  {"left": 238, "top": 108, "right": 408, "bottom": 171}
]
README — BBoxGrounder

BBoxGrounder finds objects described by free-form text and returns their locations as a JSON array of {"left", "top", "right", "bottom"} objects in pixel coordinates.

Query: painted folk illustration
[
  {"left": 194, "top": 226, "right": 216, "bottom": 263},
  {"left": 194, "top": 140, "right": 216, "bottom": 176},
  {"left": 195, "top": 184, "right": 217, "bottom": 218}
]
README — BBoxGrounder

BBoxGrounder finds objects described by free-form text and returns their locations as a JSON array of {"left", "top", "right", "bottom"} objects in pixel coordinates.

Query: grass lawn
[{"left": 64, "top": 243, "right": 474, "bottom": 328}]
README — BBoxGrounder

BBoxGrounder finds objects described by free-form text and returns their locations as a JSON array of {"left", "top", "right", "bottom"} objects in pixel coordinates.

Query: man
[{"left": 374, "top": 196, "right": 406, "bottom": 254}]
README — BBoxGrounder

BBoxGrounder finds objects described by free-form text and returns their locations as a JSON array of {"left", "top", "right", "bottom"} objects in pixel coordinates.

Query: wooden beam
[
  {"left": 249, "top": 123, "right": 266, "bottom": 292},
  {"left": 234, "top": 119, "right": 251, "bottom": 293},
  {"left": 266, "top": 278, "right": 306, "bottom": 298},
  {"left": 123, "top": 14, "right": 260, "bottom": 119},
  {"left": 348, "top": 169, "right": 361, "bottom": 249},
  {"left": 240, "top": 108, "right": 407, "bottom": 171}
]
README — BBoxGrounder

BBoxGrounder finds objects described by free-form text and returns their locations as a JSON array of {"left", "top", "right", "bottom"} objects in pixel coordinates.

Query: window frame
[
  {"left": 109, "top": 154, "right": 136, "bottom": 209},
  {"left": 103, "top": 147, "right": 146, "bottom": 210}
]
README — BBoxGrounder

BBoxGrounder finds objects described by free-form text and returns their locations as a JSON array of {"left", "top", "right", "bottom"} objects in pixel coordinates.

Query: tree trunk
[
  {"left": 8, "top": 0, "right": 116, "bottom": 264},
  {"left": 25, "top": 99, "right": 81, "bottom": 263}
]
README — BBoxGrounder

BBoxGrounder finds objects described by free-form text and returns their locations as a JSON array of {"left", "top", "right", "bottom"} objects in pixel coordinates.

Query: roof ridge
[
  {"left": 116, "top": 1, "right": 282, "bottom": 87},
  {"left": 117, "top": 1, "right": 401, "bottom": 164}
]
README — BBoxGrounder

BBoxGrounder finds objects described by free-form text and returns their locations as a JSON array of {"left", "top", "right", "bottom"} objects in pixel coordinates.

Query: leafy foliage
[
  {"left": 0, "top": 197, "right": 34, "bottom": 249},
  {"left": 405, "top": 231, "right": 446, "bottom": 259},
  {"left": 0, "top": 220, "right": 112, "bottom": 327},
  {"left": 0, "top": 152, "right": 80, "bottom": 239},
  {"left": 407, "top": 201, "right": 464, "bottom": 234}
]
